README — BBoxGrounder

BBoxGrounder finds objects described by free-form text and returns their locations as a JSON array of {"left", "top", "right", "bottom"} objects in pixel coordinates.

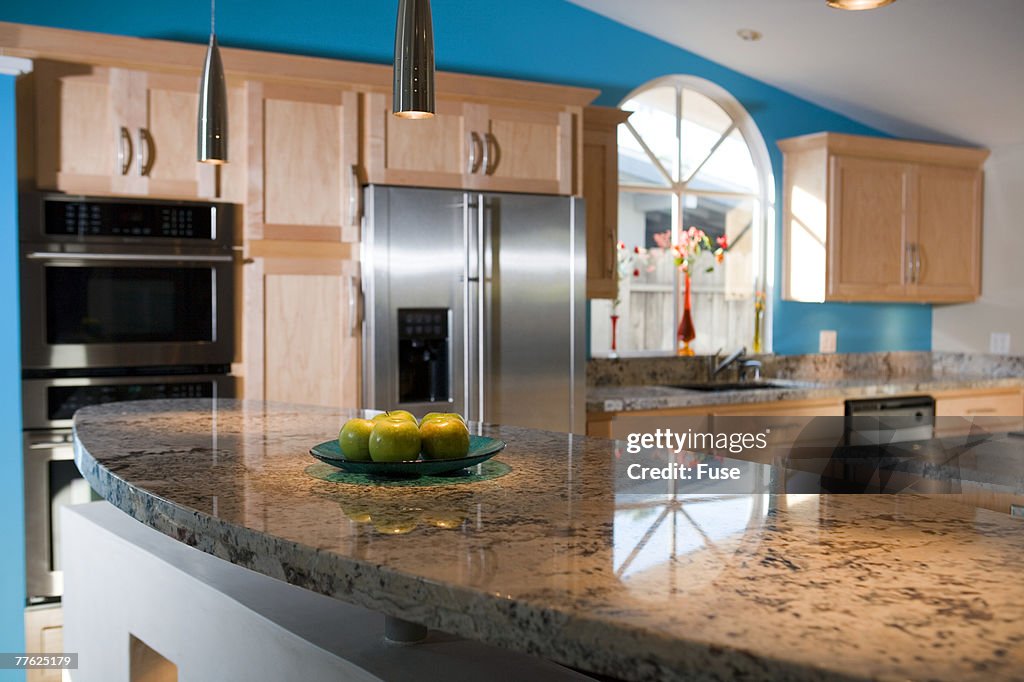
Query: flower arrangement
[
  {"left": 671, "top": 226, "right": 728, "bottom": 274},
  {"left": 614, "top": 240, "right": 659, "bottom": 310}
]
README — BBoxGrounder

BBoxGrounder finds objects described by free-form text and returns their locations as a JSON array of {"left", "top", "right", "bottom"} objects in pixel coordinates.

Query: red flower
[
  {"left": 617, "top": 241, "right": 626, "bottom": 250},
  {"left": 716, "top": 235, "right": 728, "bottom": 250},
  {"left": 633, "top": 246, "right": 640, "bottom": 254},
  {"left": 632, "top": 268, "right": 640, "bottom": 277}
]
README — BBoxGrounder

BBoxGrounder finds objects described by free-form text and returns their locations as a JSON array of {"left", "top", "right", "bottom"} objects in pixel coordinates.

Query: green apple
[
  {"left": 419, "top": 417, "right": 470, "bottom": 460},
  {"left": 372, "top": 410, "right": 417, "bottom": 424},
  {"left": 338, "top": 418, "right": 375, "bottom": 461},
  {"left": 420, "top": 411, "right": 466, "bottom": 426},
  {"left": 369, "top": 418, "right": 422, "bottom": 462}
]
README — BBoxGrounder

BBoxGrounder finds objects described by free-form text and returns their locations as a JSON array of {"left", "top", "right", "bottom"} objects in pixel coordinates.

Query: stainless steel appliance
[
  {"left": 361, "top": 186, "right": 585, "bottom": 434},
  {"left": 20, "top": 194, "right": 235, "bottom": 371},
  {"left": 20, "top": 193, "right": 238, "bottom": 602},
  {"left": 844, "top": 395, "right": 935, "bottom": 445},
  {"left": 22, "top": 372, "right": 235, "bottom": 601}
]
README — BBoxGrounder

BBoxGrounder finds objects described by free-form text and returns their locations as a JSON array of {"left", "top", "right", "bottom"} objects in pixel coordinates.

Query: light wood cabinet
[
  {"left": 241, "top": 240, "right": 361, "bottom": 408},
  {"left": 583, "top": 106, "right": 631, "bottom": 299},
  {"left": 364, "top": 92, "right": 578, "bottom": 195},
  {"left": 780, "top": 132, "right": 987, "bottom": 303},
  {"left": 934, "top": 388, "right": 1023, "bottom": 436},
  {"left": 247, "top": 82, "right": 360, "bottom": 242},
  {"left": 27, "top": 60, "right": 245, "bottom": 201}
]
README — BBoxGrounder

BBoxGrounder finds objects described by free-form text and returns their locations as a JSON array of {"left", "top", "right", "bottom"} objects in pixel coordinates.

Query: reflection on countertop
[{"left": 73, "top": 399, "right": 1024, "bottom": 682}]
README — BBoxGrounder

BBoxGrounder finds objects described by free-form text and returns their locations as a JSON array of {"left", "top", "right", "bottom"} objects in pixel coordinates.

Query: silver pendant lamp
[
  {"left": 393, "top": 0, "right": 435, "bottom": 119},
  {"left": 197, "top": 0, "right": 228, "bottom": 163}
]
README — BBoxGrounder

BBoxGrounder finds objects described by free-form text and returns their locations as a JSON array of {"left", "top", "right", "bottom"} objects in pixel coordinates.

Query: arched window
[{"left": 592, "top": 76, "right": 775, "bottom": 357}]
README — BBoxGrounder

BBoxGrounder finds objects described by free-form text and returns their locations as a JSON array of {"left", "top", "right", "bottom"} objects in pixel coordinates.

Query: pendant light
[
  {"left": 826, "top": 0, "right": 896, "bottom": 9},
  {"left": 393, "top": 0, "right": 435, "bottom": 119},
  {"left": 197, "top": 0, "right": 228, "bottom": 163}
]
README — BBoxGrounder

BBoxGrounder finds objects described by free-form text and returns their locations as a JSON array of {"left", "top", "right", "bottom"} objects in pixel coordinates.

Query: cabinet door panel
[
  {"left": 364, "top": 93, "right": 467, "bottom": 189},
  {"left": 144, "top": 73, "right": 216, "bottom": 199},
  {"left": 829, "top": 156, "right": 907, "bottom": 299},
  {"left": 250, "top": 83, "right": 357, "bottom": 242},
  {"left": 912, "top": 165, "right": 981, "bottom": 301},
  {"left": 475, "top": 106, "right": 573, "bottom": 194},
  {"left": 243, "top": 248, "right": 360, "bottom": 409},
  {"left": 265, "top": 99, "right": 341, "bottom": 226},
  {"left": 34, "top": 61, "right": 121, "bottom": 193}
]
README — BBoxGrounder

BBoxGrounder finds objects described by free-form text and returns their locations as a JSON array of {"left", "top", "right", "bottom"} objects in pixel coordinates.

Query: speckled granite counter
[
  {"left": 586, "top": 352, "right": 1024, "bottom": 413},
  {"left": 587, "top": 375, "right": 1024, "bottom": 413},
  {"left": 73, "top": 399, "right": 1024, "bottom": 682}
]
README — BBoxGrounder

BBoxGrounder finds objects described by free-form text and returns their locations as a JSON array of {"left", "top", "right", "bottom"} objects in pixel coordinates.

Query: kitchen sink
[{"left": 666, "top": 381, "right": 788, "bottom": 392}]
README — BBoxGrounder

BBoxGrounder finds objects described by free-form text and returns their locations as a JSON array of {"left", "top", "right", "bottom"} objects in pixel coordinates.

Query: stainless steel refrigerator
[{"left": 361, "top": 185, "right": 585, "bottom": 434}]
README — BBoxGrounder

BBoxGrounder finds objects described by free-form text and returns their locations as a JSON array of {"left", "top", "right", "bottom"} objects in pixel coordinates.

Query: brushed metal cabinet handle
[
  {"left": 138, "top": 127, "right": 156, "bottom": 176},
  {"left": 118, "top": 126, "right": 133, "bottom": 175},
  {"left": 483, "top": 132, "right": 500, "bottom": 175},
  {"left": 348, "top": 274, "right": 361, "bottom": 336},
  {"left": 915, "top": 244, "right": 923, "bottom": 284},
  {"left": 905, "top": 243, "right": 913, "bottom": 284},
  {"left": 468, "top": 132, "right": 483, "bottom": 174},
  {"left": 348, "top": 165, "right": 361, "bottom": 226}
]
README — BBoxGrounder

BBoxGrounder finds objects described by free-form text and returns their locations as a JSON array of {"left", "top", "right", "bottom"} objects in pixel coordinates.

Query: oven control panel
[
  {"left": 42, "top": 199, "right": 216, "bottom": 241},
  {"left": 46, "top": 381, "right": 215, "bottom": 421}
]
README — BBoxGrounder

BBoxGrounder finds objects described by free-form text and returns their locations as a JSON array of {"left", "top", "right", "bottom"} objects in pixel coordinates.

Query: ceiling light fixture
[
  {"left": 826, "top": 0, "right": 896, "bottom": 10},
  {"left": 393, "top": 0, "right": 436, "bottom": 119},
  {"left": 197, "top": 0, "right": 228, "bottom": 164},
  {"left": 736, "top": 28, "right": 763, "bottom": 42}
]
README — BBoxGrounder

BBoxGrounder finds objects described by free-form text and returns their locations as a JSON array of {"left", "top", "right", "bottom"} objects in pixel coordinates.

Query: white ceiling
[{"left": 568, "top": 0, "right": 1024, "bottom": 148}]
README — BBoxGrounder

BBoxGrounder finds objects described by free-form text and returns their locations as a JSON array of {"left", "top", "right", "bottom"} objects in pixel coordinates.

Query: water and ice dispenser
[{"left": 397, "top": 308, "right": 450, "bottom": 405}]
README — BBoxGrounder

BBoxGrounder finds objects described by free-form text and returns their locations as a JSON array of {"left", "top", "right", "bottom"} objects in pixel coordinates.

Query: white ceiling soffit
[{"left": 568, "top": 0, "right": 1024, "bottom": 148}]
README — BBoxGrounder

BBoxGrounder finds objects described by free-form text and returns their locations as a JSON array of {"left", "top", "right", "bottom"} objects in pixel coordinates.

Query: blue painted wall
[
  {"left": 0, "top": 0, "right": 933, "bottom": 355},
  {"left": 0, "top": 74, "right": 25, "bottom": 676}
]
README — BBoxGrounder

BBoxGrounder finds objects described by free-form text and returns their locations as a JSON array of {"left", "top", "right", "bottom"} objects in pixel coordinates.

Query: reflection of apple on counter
[{"left": 339, "top": 501, "right": 469, "bottom": 535}]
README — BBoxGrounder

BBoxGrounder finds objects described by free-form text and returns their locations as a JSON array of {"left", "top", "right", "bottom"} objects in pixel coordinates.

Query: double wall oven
[{"left": 21, "top": 194, "right": 238, "bottom": 602}]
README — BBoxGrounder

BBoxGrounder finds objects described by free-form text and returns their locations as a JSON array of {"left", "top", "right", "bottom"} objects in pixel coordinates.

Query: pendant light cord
[{"left": 210, "top": 0, "right": 215, "bottom": 35}]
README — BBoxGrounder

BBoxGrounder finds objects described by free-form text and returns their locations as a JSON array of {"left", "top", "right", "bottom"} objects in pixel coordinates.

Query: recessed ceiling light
[
  {"left": 736, "top": 28, "right": 763, "bottom": 42},
  {"left": 826, "top": 0, "right": 896, "bottom": 9}
]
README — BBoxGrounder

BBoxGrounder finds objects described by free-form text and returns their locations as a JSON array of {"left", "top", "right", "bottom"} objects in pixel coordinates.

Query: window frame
[{"left": 616, "top": 75, "right": 775, "bottom": 355}]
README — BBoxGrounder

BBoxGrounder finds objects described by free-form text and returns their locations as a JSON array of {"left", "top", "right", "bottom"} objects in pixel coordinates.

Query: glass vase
[
  {"left": 609, "top": 313, "right": 620, "bottom": 358},
  {"left": 676, "top": 274, "right": 696, "bottom": 356}
]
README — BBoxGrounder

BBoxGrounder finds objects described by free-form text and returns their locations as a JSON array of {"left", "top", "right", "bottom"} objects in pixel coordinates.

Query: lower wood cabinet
[
  {"left": 240, "top": 241, "right": 361, "bottom": 408},
  {"left": 934, "top": 388, "right": 1024, "bottom": 436}
]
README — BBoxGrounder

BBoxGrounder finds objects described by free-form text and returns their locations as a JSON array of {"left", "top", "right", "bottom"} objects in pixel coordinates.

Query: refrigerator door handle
[
  {"left": 463, "top": 194, "right": 473, "bottom": 421},
  {"left": 477, "top": 195, "right": 487, "bottom": 423}
]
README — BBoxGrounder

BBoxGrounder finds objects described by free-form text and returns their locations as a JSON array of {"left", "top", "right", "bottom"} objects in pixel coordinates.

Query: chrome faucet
[
  {"left": 708, "top": 346, "right": 763, "bottom": 383},
  {"left": 712, "top": 346, "right": 747, "bottom": 379}
]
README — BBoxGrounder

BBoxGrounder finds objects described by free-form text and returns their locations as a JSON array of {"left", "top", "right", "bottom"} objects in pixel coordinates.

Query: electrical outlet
[
  {"left": 990, "top": 332, "right": 1011, "bottom": 355},
  {"left": 819, "top": 330, "right": 837, "bottom": 354},
  {"left": 1011, "top": 504, "right": 1023, "bottom": 519}
]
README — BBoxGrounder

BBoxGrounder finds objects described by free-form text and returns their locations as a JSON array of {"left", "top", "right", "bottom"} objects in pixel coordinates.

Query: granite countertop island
[{"left": 73, "top": 399, "right": 1024, "bottom": 681}]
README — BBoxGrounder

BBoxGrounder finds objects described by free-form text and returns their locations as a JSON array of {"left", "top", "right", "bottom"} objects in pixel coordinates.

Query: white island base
[{"left": 62, "top": 502, "right": 591, "bottom": 682}]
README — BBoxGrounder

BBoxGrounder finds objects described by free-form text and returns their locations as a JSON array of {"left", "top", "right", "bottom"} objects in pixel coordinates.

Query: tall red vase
[
  {"left": 610, "top": 314, "right": 620, "bottom": 356},
  {"left": 677, "top": 274, "right": 696, "bottom": 356}
]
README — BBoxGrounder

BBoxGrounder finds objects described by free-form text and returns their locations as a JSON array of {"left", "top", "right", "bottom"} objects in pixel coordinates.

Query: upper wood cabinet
[
  {"left": 780, "top": 132, "right": 988, "bottom": 303},
  {"left": 247, "top": 82, "right": 360, "bottom": 242},
  {"left": 364, "top": 92, "right": 579, "bottom": 195},
  {"left": 26, "top": 60, "right": 245, "bottom": 201},
  {"left": 582, "top": 105, "right": 631, "bottom": 299}
]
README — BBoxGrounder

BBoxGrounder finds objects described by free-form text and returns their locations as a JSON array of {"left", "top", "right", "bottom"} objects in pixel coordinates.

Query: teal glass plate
[{"left": 309, "top": 435, "right": 506, "bottom": 476}]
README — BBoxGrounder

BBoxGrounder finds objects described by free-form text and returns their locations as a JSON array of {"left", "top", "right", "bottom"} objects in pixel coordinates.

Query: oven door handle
[
  {"left": 26, "top": 252, "right": 234, "bottom": 263},
  {"left": 28, "top": 442, "right": 75, "bottom": 459}
]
